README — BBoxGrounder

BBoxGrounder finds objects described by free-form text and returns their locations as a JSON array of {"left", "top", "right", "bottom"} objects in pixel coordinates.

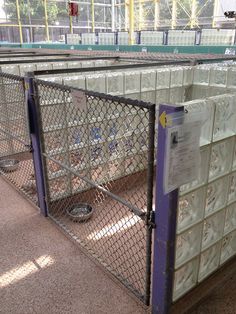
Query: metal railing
[{"left": 33, "top": 78, "right": 155, "bottom": 304}]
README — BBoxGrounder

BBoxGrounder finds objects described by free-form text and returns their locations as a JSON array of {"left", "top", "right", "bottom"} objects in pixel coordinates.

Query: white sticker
[
  {"left": 164, "top": 120, "right": 201, "bottom": 194},
  {"left": 71, "top": 89, "right": 87, "bottom": 112}
]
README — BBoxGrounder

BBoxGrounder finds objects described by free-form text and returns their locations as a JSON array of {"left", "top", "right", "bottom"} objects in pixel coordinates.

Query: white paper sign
[
  {"left": 164, "top": 120, "right": 201, "bottom": 194},
  {"left": 71, "top": 89, "right": 87, "bottom": 111}
]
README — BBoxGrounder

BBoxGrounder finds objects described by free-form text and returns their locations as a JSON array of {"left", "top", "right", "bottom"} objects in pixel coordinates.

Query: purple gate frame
[{"left": 152, "top": 103, "right": 184, "bottom": 314}]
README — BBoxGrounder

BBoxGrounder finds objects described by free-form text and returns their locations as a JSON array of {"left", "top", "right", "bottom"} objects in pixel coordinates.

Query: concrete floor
[
  {"left": 0, "top": 177, "right": 147, "bottom": 314},
  {"left": 1, "top": 176, "right": 236, "bottom": 314}
]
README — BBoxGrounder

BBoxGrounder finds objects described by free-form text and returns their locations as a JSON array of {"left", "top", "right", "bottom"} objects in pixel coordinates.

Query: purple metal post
[
  {"left": 152, "top": 103, "right": 184, "bottom": 314},
  {"left": 25, "top": 76, "right": 47, "bottom": 216}
]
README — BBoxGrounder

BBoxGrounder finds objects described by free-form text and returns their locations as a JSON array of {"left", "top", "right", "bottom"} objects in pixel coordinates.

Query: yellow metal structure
[
  {"left": 44, "top": 0, "right": 50, "bottom": 42},
  {"left": 129, "top": 0, "right": 134, "bottom": 44},
  {"left": 212, "top": 0, "right": 219, "bottom": 28},
  {"left": 16, "top": 0, "right": 23, "bottom": 44},
  {"left": 190, "top": 0, "right": 198, "bottom": 28},
  {"left": 69, "top": 16, "right": 73, "bottom": 34},
  {"left": 171, "top": 0, "right": 177, "bottom": 29}
]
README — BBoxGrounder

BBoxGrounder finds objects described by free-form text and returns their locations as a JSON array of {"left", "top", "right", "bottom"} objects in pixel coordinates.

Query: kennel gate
[{"left": 31, "top": 78, "right": 156, "bottom": 305}]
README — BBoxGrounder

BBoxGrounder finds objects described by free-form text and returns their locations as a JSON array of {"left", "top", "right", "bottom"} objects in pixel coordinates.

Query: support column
[
  {"left": 154, "top": 0, "right": 160, "bottom": 30},
  {"left": 129, "top": 0, "right": 134, "bottom": 44},
  {"left": 212, "top": 0, "right": 219, "bottom": 28},
  {"left": 91, "top": 0, "right": 95, "bottom": 32},
  {"left": 171, "top": 0, "right": 177, "bottom": 30},
  {"left": 111, "top": 0, "right": 115, "bottom": 31},
  {"left": 44, "top": 0, "right": 50, "bottom": 42},
  {"left": 69, "top": 16, "right": 73, "bottom": 34},
  {"left": 16, "top": 0, "right": 23, "bottom": 44},
  {"left": 190, "top": 0, "right": 198, "bottom": 29}
]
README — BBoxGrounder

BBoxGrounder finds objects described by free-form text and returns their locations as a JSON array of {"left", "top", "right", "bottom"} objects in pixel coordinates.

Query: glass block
[
  {"left": 220, "top": 230, "right": 236, "bottom": 264},
  {"left": 193, "top": 66, "right": 210, "bottom": 85},
  {"left": 224, "top": 203, "right": 236, "bottom": 235},
  {"left": 228, "top": 172, "right": 236, "bottom": 204},
  {"left": 46, "top": 153, "right": 69, "bottom": 178},
  {"left": 173, "top": 257, "right": 199, "bottom": 301},
  {"left": 155, "top": 89, "right": 169, "bottom": 104},
  {"left": 44, "top": 130, "right": 68, "bottom": 154},
  {"left": 183, "top": 66, "right": 194, "bottom": 86},
  {"left": 1, "top": 65, "right": 20, "bottom": 75},
  {"left": 67, "top": 61, "right": 82, "bottom": 69},
  {"left": 210, "top": 67, "right": 227, "bottom": 87},
  {"left": 170, "top": 68, "right": 184, "bottom": 87},
  {"left": 177, "top": 187, "right": 206, "bottom": 233},
  {"left": 190, "top": 86, "right": 209, "bottom": 100},
  {"left": 41, "top": 104, "right": 66, "bottom": 132},
  {"left": 86, "top": 75, "right": 106, "bottom": 93},
  {"left": 52, "top": 62, "right": 67, "bottom": 70},
  {"left": 175, "top": 223, "right": 202, "bottom": 268},
  {"left": 126, "top": 93, "right": 140, "bottom": 101},
  {"left": 141, "top": 70, "right": 156, "bottom": 92},
  {"left": 156, "top": 69, "right": 170, "bottom": 90},
  {"left": 141, "top": 91, "right": 156, "bottom": 103},
  {"left": 70, "top": 148, "right": 90, "bottom": 170},
  {"left": 205, "top": 176, "right": 229, "bottom": 217},
  {"left": 209, "top": 138, "right": 234, "bottom": 181},
  {"left": 169, "top": 87, "right": 184, "bottom": 103},
  {"left": 106, "top": 73, "right": 124, "bottom": 95},
  {"left": 49, "top": 175, "right": 71, "bottom": 201},
  {"left": 227, "top": 68, "right": 236, "bottom": 89},
  {"left": 36, "top": 63, "right": 53, "bottom": 71},
  {"left": 202, "top": 209, "right": 225, "bottom": 250},
  {"left": 198, "top": 242, "right": 221, "bottom": 281},
  {"left": 212, "top": 94, "right": 236, "bottom": 141},
  {"left": 180, "top": 146, "right": 210, "bottom": 194},
  {"left": 63, "top": 76, "right": 86, "bottom": 90},
  {"left": 124, "top": 72, "right": 141, "bottom": 94},
  {"left": 19, "top": 64, "right": 36, "bottom": 76},
  {"left": 184, "top": 99, "right": 214, "bottom": 146}
]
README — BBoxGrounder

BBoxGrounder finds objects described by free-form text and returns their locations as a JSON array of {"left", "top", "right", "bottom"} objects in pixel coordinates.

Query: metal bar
[
  {"left": 190, "top": 0, "right": 198, "bottom": 29},
  {"left": 171, "top": 0, "right": 177, "bottom": 29},
  {"left": 129, "top": 0, "right": 134, "bottom": 44},
  {"left": 44, "top": 0, "right": 50, "bottom": 42},
  {"left": 154, "top": 0, "right": 160, "bottom": 30},
  {"left": 69, "top": 16, "right": 73, "bottom": 34},
  {"left": 26, "top": 76, "right": 48, "bottom": 216},
  {"left": 144, "top": 104, "right": 155, "bottom": 306},
  {"left": 42, "top": 153, "right": 146, "bottom": 219},
  {"left": 151, "top": 104, "right": 184, "bottom": 314},
  {"left": 16, "top": 0, "right": 23, "bottom": 44}
]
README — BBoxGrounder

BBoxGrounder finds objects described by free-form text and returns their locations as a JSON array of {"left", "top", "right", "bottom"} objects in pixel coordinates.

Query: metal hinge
[
  {"left": 25, "top": 144, "right": 33, "bottom": 153},
  {"left": 147, "top": 211, "right": 156, "bottom": 229}
]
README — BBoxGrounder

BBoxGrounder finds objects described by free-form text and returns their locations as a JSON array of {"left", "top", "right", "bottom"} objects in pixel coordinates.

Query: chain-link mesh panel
[
  {"left": 0, "top": 72, "right": 38, "bottom": 205},
  {"left": 34, "top": 79, "right": 155, "bottom": 304}
]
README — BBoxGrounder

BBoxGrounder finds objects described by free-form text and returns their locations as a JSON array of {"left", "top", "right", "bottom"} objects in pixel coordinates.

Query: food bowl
[
  {"left": 0, "top": 159, "right": 20, "bottom": 172},
  {"left": 66, "top": 203, "right": 93, "bottom": 223}
]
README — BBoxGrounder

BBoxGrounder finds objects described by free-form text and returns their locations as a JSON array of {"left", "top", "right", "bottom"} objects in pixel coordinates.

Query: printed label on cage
[
  {"left": 164, "top": 120, "right": 201, "bottom": 194},
  {"left": 71, "top": 89, "right": 87, "bottom": 111}
]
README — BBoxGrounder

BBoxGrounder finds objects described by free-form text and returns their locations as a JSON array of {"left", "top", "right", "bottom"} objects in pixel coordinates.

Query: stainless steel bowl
[
  {"left": 66, "top": 203, "right": 93, "bottom": 223},
  {"left": 0, "top": 159, "right": 20, "bottom": 172}
]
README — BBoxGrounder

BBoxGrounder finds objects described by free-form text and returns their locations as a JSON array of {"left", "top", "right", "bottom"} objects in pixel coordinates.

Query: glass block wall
[
  {"left": 173, "top": 93, "right": 236, "bottom": 301},
  {"left": 200, "top": 29, "right": 235, "bottom": 46},
  {"left": 0, "top": 59, "right": 115, "bottom": 76},
  {"left": 140, "top": 31, "right": 164, "bottom": 46},
  {"left": 168, "top": 30, "right": 196, "bottom": 46}
]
